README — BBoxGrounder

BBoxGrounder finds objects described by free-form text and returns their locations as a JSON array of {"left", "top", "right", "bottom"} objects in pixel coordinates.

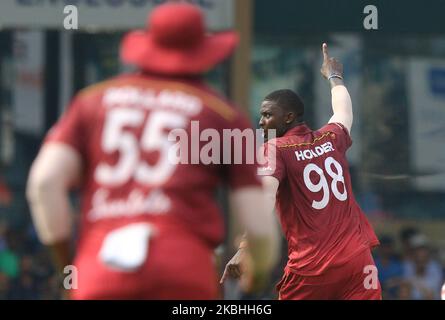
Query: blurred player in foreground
[
  {"left": 26, "top": 3, "right": 279, "bottom": 299},
  {"left": 222, "top": 43, "right": 381, "bottom": 300}
]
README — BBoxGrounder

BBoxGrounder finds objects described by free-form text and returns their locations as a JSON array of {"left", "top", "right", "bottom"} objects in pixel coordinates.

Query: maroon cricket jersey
[
  {"left": 263, "top": 123, "right": 379, "bottom": 276},
  {"left": 45, "top": 73, "right": 261, "bottom": 253}
]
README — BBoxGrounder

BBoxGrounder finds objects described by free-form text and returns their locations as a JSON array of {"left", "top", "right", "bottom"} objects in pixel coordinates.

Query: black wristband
[{"left": 328, "top": 74, "right": 343, "bottom": 81}]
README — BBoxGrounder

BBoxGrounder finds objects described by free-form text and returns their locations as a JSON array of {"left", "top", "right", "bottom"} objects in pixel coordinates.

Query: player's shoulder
[
  {"left": 191, "top": 82, "right": 241, "bottom": 123},
  {"left": 318, "top": 122, "right": 349, "bottom": 135},
  {"left": 317, "top": 122, "right": 352, "bottom": 150},
  {"left": 266, "top": 136, "right": 299, "bottom": 150},
  {"left": 76, "top": 74, "right": 132, "bottom": 102}
]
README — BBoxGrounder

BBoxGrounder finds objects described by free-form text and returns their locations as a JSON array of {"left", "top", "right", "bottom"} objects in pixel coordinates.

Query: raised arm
[{"left": 320, "top": 43, "right": 353, "bottom": 134}]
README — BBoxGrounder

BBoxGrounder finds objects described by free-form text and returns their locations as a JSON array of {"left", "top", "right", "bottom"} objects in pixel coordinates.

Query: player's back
[
  {"left": 269, "top": 122, "right": 379, "bottom": 275},
  {"left": 46, "top": 72, "right": 260, "bottom": 298}
]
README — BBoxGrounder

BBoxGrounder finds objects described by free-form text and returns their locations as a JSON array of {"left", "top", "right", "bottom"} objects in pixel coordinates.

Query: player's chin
[
  {"left": 262, "top": 128, "right": 274, "bottom": 141},
  {"left": 261, "top": 130, "right": 267, "bottom": 140}
]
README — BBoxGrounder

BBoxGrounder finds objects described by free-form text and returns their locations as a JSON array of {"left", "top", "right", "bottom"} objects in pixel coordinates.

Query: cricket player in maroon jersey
[
  {"left": 26, "top": 3, "right": 279, "bottom": 299},
  {"left": 223, "top": 43, "right": 381, "bottom": 300}
]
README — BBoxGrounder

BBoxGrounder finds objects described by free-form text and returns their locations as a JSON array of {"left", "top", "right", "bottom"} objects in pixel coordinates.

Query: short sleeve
[
  {"left": 44, "top": 96, "right": 85, "bottom": 155},
  {"left": 258, "top": 139, "right": 286, "bottom": 183},
  {"left": 225, "top": 113, "right": 262, "bottom": 190},
  {"left": 321, "top": 122, "right": 352, "bottom": 154}
]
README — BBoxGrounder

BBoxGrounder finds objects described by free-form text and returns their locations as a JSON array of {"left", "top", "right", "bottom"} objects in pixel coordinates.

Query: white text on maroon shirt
[{"left": 294, "top": 142, "right": 335, "bottom": 161}]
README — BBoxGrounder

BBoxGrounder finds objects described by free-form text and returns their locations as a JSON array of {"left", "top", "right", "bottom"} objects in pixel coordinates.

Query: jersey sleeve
[
  {"left": 44, "top": 96, "right": 86, "bottom": 155},
  {"left": 224, "top": 112, "right": 262, "bottom": 190},
  {"left": 321, "top": 122, "right": 352, "bottom": 154},
  {"left": 259, "top": 139, "right": 286, "bottom": 183}
]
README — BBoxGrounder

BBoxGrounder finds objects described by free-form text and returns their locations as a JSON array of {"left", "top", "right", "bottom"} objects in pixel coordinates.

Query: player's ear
[{"left": 285, "top": 112, "right": 296, "bottom": 124}]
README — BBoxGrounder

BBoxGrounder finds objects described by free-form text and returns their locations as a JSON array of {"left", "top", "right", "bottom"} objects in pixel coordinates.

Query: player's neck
[
  {"left": 138, "top": 69, "right": 203, "bottom": 81},
  {"left": 281, "top": 121, "right": 306, "bottom": 137},
  {"left": 286, "top": 120, "right": 305, "bottom": 132}
]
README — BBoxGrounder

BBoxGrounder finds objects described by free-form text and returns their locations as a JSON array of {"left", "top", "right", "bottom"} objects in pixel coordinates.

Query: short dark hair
[{"left": 264, "top": 89, "right": 304, "bottom": 118}]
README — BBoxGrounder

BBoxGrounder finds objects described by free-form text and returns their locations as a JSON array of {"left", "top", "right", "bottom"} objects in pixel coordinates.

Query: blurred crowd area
[
  {"left": 373, "top": 229, "right": 444, "bottom": 300},
  {"left": 0, "top": 220, "right": 60, "bottom": 299}
]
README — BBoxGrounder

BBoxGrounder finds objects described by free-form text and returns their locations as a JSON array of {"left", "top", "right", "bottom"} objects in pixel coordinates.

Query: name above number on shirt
[
  {"left": 294, "top": 142, "right": 335, "bottom": 161},
  {"left": 303, "top": 156, "right": 347, "bottom": 210}
]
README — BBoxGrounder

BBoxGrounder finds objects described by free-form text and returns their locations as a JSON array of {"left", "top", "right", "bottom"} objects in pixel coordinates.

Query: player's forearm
[
  {"left": 329, "top": 84, "right": 353, "bottom": 133},
  {"left": 26, "top": 177, "right": 73, "bottom": 246},
  {"left": 329, "top": 77, "right": 344, "bottom": 89},
  {"left": 242, "top": 178, "right": 280, "bottom": 272},
  {"left": 26, "top": 144, "right": 81, "bottom": 245},
  {"left": 247, "top": 232, "right": 279, "bottom": 274},
  {"left": 253, "top": 177, "right": 281, "bottom": 272},
  {"left": 229, "top": 187, "right": 280, "bottom": 273}
]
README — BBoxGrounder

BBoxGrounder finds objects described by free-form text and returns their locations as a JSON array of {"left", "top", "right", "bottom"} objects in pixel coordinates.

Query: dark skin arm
[
  {"left": 220, "top": 243, "right": 246, "bottom": 283},
  {"left": 49, "top": 239, "right": 72, "bottom": 299},
  {"left": 320, "top": 43, "right": 344, "bottom": 88},
  {"left": 49, "top": 240, "right": 72, "bottom": 274},
  {"left": 320, "top": 42, "right": 353, "bottom": 133}
]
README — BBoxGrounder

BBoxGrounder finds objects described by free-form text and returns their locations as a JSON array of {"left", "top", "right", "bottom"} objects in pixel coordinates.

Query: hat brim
[{"left": 120, "top": 30, "right": 239, "bottom": 75}]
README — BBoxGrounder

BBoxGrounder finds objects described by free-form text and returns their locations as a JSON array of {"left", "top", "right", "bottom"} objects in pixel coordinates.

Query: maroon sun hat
[{"left": 120, "top": 2, "right": 239, "bottom": 75}]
